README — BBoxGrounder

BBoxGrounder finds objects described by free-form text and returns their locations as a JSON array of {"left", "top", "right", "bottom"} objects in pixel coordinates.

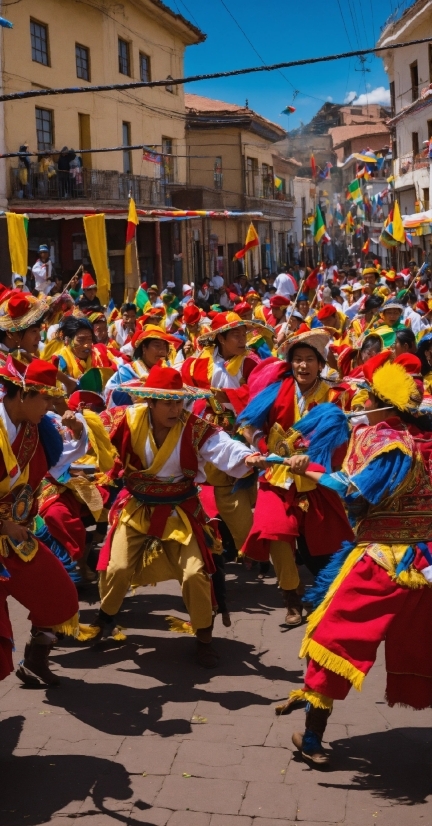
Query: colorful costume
[{"left": 288, "top": 355, "right": 432, "bottom": 766}]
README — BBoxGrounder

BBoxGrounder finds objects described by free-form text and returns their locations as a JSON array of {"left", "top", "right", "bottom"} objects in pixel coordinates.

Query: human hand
[
  {"left": 286, "top": 454, "right": 310, "bottom": 474},
  {"left": 244, "top": 453, "right": 268, "bottom": 470},
  {"left": 1, "top": 520, "right": 30, "bottom": 543},
  {"left": 61, "top": 410, "right": 84, "bottom": 438}
]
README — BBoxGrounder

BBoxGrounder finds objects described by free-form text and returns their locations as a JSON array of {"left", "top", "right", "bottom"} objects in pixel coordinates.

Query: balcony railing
[
  {"left": 394, "top": 151, "right": 430, "bottom": 178},
  {"left": 10, "top": 166, "right": 174, "bottom": 206}
]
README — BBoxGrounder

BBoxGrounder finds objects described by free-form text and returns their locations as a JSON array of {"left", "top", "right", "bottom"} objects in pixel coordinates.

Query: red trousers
[
  {"left": 43, "top": 490, "right": 87, "bottom": 560},
  {"left": 2, "top": 540, "right": 79, "bottom": 630},
  {"left": 304, "top": 556, "right": 432, "bottom": 710}
]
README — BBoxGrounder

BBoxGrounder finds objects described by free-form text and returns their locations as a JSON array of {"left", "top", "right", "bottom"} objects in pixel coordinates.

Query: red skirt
[{"left": 243, "top": 481, "right": 354, "bottom": 561}]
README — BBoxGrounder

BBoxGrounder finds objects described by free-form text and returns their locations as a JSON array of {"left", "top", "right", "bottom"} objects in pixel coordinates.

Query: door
[{"left": 78, "top": 113, "right": 92, "bottom": 170}]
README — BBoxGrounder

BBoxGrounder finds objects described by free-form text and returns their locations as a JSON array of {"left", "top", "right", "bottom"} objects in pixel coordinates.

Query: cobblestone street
[{"left": 1, "top": 565, "right": 431, "bottom": 826}]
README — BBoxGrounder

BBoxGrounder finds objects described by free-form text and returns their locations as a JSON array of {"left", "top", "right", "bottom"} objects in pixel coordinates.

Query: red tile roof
[{"left": 329, "top": 122, "right": 390, "bottom": 148}]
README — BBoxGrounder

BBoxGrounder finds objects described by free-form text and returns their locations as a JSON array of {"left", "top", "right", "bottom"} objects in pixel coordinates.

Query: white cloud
[
  {"left": 343, "top": 87, "right": 391, "bottom": 106},
  {"left": 327, "top": 96, "right": 333, "bottom": 102}
]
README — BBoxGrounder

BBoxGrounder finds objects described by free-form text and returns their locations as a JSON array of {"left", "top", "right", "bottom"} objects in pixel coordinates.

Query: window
[
  {"left": 165, "top": 75, "right": 174, "bottom": 93},
  {"left": 118, "top": 38, "right": 130, "bottom": 76},
  {"left": 214, "top": 157, "right": 223, "bottom": 190},
  {"left": 122, "top": 122, "right": 131, "bottom": 173},
  {"left": 410, "top": 61, "right": 419, "bottom": 102},
  {"left": 76, "top": 44, "right": 90, "bottom": 81},
  {"left": 423, "top": 188, "right": 430, "bottom": 212},
  {"left": 35, "top": 107, "right": 54, "bottom": 150},
  {"left": 246, "top": 157, "right": 258, "bottom": 196},
  {"left": 412, "top": 132, "right": 419, "bottom": 156},
  {"left": 31, "top": 19, "right": 49, "bottom": 66},
  {"left": 140, "top": 53, "right": 151, "bottom": 83},
  {"left": 262, "top": 163, "right": 274, "bottom": 199},
  {"left": 428, "top": 120, "right": 432, "bottom": 140},
  {"left": 162, "top": 137, "right": 174, "bottom": 182},
  {"left": 390, "top": 81, "right": 396, "bottom": 117}
]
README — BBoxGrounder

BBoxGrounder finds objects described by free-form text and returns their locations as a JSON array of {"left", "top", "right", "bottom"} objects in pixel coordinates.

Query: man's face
[
  {"left": 298, "top": 300, "right": 309, "bottom": 318},
  {"left": 142, "top": 339, "right": 169, "bottom": 368},
  {"left": 149, "top": 398, "right": 184, "bottom": 429},
  {"left": 40, "top": 251, "right": 49, "bottom": 263},
  {"left": 272, "top": 306, "right": 285, "bottom": 321},
  {"left": 83, "top": 287, "right": 97, "bottom": 301},
  {"left": 363, "top": 274, "right": 377, "bottom": 289},
  {"left": 291, "top": 346, "right": 320, "bottom": 388},
  {"left": 288, "top": 315, "right": 301, "bottom": 332},
  {"left": 20, "top": 324, "right": 41, "bottom": 355},
  {"left": 395, "top": 277, "right": 404, "bottom": 291},
  {"left": 70, "top": 329, "right": 93, "bottom": 360},
  {"left": 21, "top": 391, "right": 51, "bottom": 424},
  {"left": 93, "top": 319, "right": 108, "bottom": 343},
  {"left": 122, "top": 310, "right": 137, "bottom": 328},
  {"left": 382, "top": 308, "right": 402, "bottom": 326},
  {"left": 217, "top": 327, "right": 247, "bottom": 358},
  {"left": 239, "top": 276, "right": 247, "bottom": 288}
]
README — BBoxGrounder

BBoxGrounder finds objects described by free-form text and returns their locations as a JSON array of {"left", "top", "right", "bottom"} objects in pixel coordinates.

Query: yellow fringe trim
[
  {"left": 392, "top": 569, "right": 429, "bottom": 589},
  {"left": 76, "top": 624, "right": 101, "bottom": 642},
  {"left": 165, "top": 616, "right": 195, "bottom": 635},
  {"left": 299, "top": 546, "right": 364, "bottom": 657},
  {"left": 304, "top": 639, "right": 365, "bottom": 692},
  {"left": 52, "top": 612, "right": 80, "bottom": 638},
  {"left": 288, "top": 688, "right": 334, "bottom": 710}
]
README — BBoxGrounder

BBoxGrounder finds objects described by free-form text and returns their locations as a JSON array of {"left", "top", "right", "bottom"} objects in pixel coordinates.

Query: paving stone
[
  {"left": 184, "top": 716, "right": 272, "bottom": 747},
  {"left": 240, "top": 781, "right": 297, "bottom": 820},
  {"left": 116, "top": 736, "right": 179, "bottom": 774},
  {"left": 172, "top": 741, "right": 290, "bottom": 783},
  {"left": 42, "top": 736, "right": 123, "bottom": 756},
  {"left": 210, "top": 815, "right": 252, "bottom": 826},
  {"left": 296, "top": 780, "right": 348, "bottom": 822},
  {"left": 155, "top": 776, "right": 246, "bottom": 815},
  {"left": 168, "top": 811, "right": 211, "bottom": 826},
  {"left": 128, "top": 806, "right": 172, "bottom": 825}
]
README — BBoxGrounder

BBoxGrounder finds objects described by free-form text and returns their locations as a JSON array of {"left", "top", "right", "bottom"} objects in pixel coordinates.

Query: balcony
[
  {"left": 242, "top": 193, "right": 294, "bottom": 220},
  {"left": 394, "top": 152, "right": 430, "bottom": 182},
  {"left": 9, "top": 167, "right": 174, "bottom": 207}
]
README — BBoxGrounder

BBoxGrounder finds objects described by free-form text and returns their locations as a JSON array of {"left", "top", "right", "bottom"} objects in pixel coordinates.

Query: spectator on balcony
[
  {"left": 17, "top": 143, "right": 33, "bottom": 199},
  {"left": 58, "top": 146, "right": 75, "bottom": 198},
  {"left": 31, "top": 244, "right": 56, "bottom": 297},
  {"left": 77, "top": 272, "right": 102, "bottom": 311},
  {"left": 37, "top": 152, "right": 56, "bottom": 197},
  {"left": 69, "top": 151, "right": 83, "bottom": 198}
]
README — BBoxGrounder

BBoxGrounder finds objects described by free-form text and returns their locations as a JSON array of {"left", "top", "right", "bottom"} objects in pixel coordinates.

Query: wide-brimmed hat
[
  {"left": 285, "top": 328, "right": 330, "bottom": 362},
  {"left": 0, "top": 355, "right": 64, "bottom": 397},
  {"left": 362, "top": 267, "right": 379, "bottom": 278},
  {"left": 131, "top": 324, "right": 180, "bottom": 351},
  {"left": 0, "top": 293, "right": 49, "bottom": 332},
  {"left": 198, "top": 311, "right": 254, "bottom": 345},
  {"left": 118, "top": 364, "right": 210, "bottom": 400},
  {"left": 381, "top": 297, "right": 404, "bottom": 313}
]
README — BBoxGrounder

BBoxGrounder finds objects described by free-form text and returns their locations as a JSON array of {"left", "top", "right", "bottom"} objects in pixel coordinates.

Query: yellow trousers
[
  {"left": 269, "top": 540, "right": 299, "bottom": 591},
  {"left": 214, "top": 482, "right": 257, "bottom": 551},
  {"left": 99, "top": 521, "right": 213, "bottom": 631}
]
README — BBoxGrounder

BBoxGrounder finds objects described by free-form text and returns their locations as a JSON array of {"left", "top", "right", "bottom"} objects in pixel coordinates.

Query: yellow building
[
  {"left": 172, "top": 93, "right": 298, "bottom": 281},
  {"left": 0, "top": 0, "right": 205, "bottom": 299}
]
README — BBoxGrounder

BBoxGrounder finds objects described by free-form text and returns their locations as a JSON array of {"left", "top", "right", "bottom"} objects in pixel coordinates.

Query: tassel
[
  {"left": 52, "top": 612, "right": 80, "bottom": 637},
  {"left": 288, "top": 688, "right": 334, "bottom": 710},
  {"left": 165, "top": 616, "right": 194, "bottom": 635},
  {"left": 305, "top": 639, "right": 365, "bottom": 691},
  {"left": 76, "top": 624, "right": 101, "bottom": 642}
]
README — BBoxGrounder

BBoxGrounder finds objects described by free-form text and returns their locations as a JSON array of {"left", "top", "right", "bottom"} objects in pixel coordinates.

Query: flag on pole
[
  {"left": 274, "top": 175, "right": 283, "bottom": 191},
  {"left": 83, "top": 214, "right": 111, "bottom": 305},
  {"left": 135, "top": 283, "right": 151, "bottom": 312},
  {"left": 347, "top": 179, "right": 363, "bottom": 204},
  {"left": 319, "top": 162, "right": 333, "bottom": 180},
  {"left": 310, "top": 154, "right": 317, "bottom": 179},
  {"left": 313, "top": 206, "right": 330, "bottom": 244},
  {"left": 6, "top": 212, "right": 28, "bottom": 277},
  {"left": 362, "top": 238, "right": 370, "bottom": 254},
  {"left": 124, "top": 197, "right": 140, "bottom": 293},
  {"left": 234, "top": 223, "right": 259, "bottom": 259}
]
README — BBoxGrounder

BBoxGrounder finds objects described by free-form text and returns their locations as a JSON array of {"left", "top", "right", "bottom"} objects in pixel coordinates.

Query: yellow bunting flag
[
  {"left": 83, "top": 214, "right": 111, "bottom": 305},
  {"left": 6, "top": 212, "right": 28, "bottom": 276}
]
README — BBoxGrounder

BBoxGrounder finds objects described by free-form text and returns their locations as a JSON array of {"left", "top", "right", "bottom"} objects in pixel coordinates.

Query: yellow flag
[
  {"left": 392, "top": 200, "right": 406, "bottom": 244},
  {"left": 124, "top": 197, "right": 140, "bottom": 292},
  {"left": 83, "top": 214, "right": 110, "bottom": 305},
  {"left": 6, "top": 212, "right": 28, "bottom": 276}
]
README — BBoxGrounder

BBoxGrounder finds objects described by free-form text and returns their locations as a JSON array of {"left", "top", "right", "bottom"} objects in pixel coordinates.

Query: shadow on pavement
[
  {"left": 320, "top": 726, "right": 432, "bottom": 805},
  {"left": 0, "top": 716, "right": 151, "bottom": 826}
]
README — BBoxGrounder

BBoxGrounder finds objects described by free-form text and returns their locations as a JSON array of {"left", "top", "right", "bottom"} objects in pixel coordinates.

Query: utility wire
[
  {"left": 335, "top": 0, "right": 354, "bottom": 50},
  {"left": 0, "top": 37, "right": 431, "bottom": 103}
]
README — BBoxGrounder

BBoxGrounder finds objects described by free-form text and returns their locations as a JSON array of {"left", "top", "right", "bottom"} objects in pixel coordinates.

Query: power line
[
  {"left": 335, "top": 0, "right": 354, "bottom": 50},
  {"left": 0, "top": 37, "right": 430, "bottom": 104}
]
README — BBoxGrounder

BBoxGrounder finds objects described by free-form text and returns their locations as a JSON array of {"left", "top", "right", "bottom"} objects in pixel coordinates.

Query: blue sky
[{"left": 165, "top": 0, "right": 413, "bottom": 127}]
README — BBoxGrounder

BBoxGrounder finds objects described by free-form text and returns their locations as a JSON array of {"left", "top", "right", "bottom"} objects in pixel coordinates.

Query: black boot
[
  {"left": 16, "top": 630, "right": 60, "bottom": 687},
  {"left": 282, "top": 589, "right": 303, "bottom": 626},
  {"left": 92, "top": 609, "right": 120, "bottom": 639},
  {"left": 292, "top": 704, "right": 331, "bottom": 766},
  {"left": 196, "top": 625, "right": 219, "bottom": 668}
]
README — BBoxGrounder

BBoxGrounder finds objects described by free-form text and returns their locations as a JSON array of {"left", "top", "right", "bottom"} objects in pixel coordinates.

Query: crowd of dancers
[{"left": 1, "top": 256, "right": 431, "bottom": 769}]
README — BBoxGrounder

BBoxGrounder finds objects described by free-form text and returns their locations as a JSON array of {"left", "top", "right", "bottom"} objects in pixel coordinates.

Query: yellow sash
[{"left": 57, "top": 345, "right": 92, "bottom": 379}]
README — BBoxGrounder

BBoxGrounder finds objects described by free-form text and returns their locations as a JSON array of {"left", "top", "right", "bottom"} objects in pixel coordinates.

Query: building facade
[
  {"left": 172, "top": 93, "right": 296, "bottom": 282},
  {"left": 0, "top": 0, "right": 205, "bottom": 299}
]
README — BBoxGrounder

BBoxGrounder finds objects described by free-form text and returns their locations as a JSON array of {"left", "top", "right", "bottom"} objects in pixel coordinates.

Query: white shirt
[
  {"left": 273, "top": 273, "right": 296, "bottom": 298},
  {"left": 46, "top": 412, "right": 88, "bottom": 481},
  {"left": 32, "top": 259, "right": 54, "bottom": 295},
  {"left": 211, "top": 275, "right": 224, "bottom": 290},
  {"left": 403, "top": 306, "right": 422, "bottom": 335}
]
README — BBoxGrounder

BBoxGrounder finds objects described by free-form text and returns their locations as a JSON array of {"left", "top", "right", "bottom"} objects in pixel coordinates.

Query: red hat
[
  {"left": 418, "top": 283, "right": 429, "bottom": 295},
  {"left": 246, "top": 289, "right": 260, "bottom": 301},
  {"left": 270, "top": 295, "right": 290, "bottom": 308},
  {"left": 68, "top": 390, "right": 105, "bottom": 412},
  {"left": 400, "top": 268, "right": 410, "bottom": 276},
  {"left": 137, "top": 307, "right": 166, "bottom": 327},
  {"left": 131, "top": 324, "right": 179, "bottom": 351},
  {"left": 234, "top": 301, "right": 253, "bottom": 318},
  {"left": 316, "top": 304, "right": 337, "bottom": 321},
  {"left": 199, "top": 310, "right": 254, "bottom": 344},
  {"left": 297, "top": 322, "right": 311, "bottom": 333},
  {"left": 82, "top": 272, "right": 97, "bottom": 290},
  {"left": 118, "top": 363, "right": 209, "bottom": 401},
  {"left": 0, "top": 293, "right": 49, "bottom": 332},
  {"left": 416, "top": 300, "right": 429, "bottom": 315},
  {"left": 0, "top": 355, "right": 63, "bottom": 397},
  {"left": 362, "top": 350, "right": 393, "bottom": 385},
  {"left": 183, "top": 303, "right": 201, "bottom": 326},
  {"left": 393, "top": 353, "right": 422, "bottom": 376}
]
